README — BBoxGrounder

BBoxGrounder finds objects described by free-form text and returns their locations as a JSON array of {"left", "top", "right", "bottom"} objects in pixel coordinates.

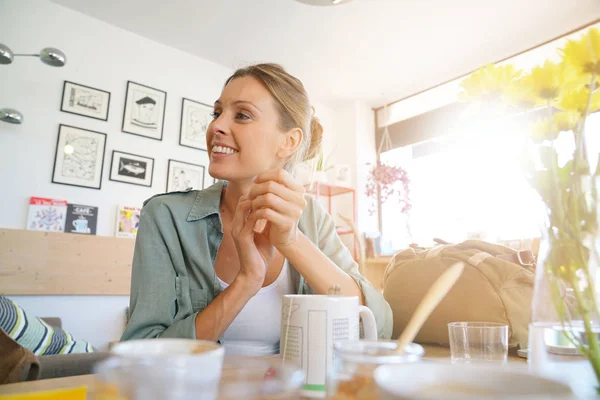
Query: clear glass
[
  {"left": 326, "top": 340, "right": 423, "bottom": 399},
  {"left": 93, "top": 356, "right": 222, "bottom": 400},
  {"left": 529, "top": 236, "right": 600, "bottom": 399},
  {"left": 448, "top": 322, "right": 508, "bottom": 364},
  {"left": 219, "top": 357, "right": 304, "bottom": 400}
]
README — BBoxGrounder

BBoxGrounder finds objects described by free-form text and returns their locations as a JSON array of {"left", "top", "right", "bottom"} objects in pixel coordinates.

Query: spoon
[{"left": 395, "top": 262, "right": 465, "bottom": 353}]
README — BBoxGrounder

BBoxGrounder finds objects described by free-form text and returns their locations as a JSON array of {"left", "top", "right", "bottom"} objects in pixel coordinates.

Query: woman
[{"left": 122, "top": 64, "right": 392, "bottom": 355}]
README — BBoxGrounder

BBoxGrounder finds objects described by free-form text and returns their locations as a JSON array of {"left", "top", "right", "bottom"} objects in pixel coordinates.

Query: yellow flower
[
  {"left": 524, "top": 60, "right": 577, "bottom": 100},
  {"left": 460, "top": 64, "right": 521, "bottom": 101},
  {"left": 556, "top": 86, "right": 600, "bottom": 115},
  {"left": 561, "top": 27, "right": 600, "bottom": 75},
  {"left": 530, "top": 117, "right": 559, "bottom": 143},
  {"left": 504, "top": 79, "right": 542, "bottom": 109},
  {"left": 553, "top": 111, "right": 580, "bottom": 132}
]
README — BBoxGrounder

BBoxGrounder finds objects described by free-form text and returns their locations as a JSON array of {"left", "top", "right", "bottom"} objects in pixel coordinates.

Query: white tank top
[{"left": 217, "top": 260, "right": 295, "bottom": 356}]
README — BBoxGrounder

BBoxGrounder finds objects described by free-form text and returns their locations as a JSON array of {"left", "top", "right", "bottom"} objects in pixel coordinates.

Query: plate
[{"left": 374, "top": 363, "right": 575, "bottom": 400}]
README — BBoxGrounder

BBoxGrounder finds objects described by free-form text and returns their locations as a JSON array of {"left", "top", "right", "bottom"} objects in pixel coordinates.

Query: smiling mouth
[{"left": 211, "top": 145, "right": 239, "bottom": 155}]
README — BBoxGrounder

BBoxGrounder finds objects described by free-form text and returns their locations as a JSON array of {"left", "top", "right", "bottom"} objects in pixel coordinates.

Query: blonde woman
[{"left": 122, "top": 64, "right": 392, "bottom": 356}]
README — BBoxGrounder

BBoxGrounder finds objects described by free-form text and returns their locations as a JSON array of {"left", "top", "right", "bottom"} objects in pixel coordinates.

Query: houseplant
[
  {"left": 313, "top": 151, "right": 334, "bottom": 183},
  {"left": 460, "top": 28, "right": 600, "bottom": 394},
  {"left": 365, "top": 161, "right": 411, "bottom": 217}
]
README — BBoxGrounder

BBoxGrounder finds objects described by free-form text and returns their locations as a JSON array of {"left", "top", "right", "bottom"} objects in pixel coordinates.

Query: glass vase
[{"left": 528, "top": 232, "right": 600, "bottom": 398}]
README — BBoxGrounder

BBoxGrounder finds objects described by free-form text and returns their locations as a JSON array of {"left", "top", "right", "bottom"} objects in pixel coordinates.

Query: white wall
[
  {"left": 354, "top": 102, "right": 378, "bottom": 234},
  {"left": 0, "top": 0, "right": 232, "bottom": 350},
  {"left": 329, "top": 101, "right": 378, "bottom": 254}
]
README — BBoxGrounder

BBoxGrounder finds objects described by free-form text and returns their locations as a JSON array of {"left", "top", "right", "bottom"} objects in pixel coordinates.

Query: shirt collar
[{"left": 186, "top": 180, "right": 226, "bottom": 222}]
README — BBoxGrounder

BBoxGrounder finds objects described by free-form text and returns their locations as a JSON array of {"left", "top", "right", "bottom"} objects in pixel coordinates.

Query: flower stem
[{"left": 568, "top": 277, "right": 600, "bottom": 389}]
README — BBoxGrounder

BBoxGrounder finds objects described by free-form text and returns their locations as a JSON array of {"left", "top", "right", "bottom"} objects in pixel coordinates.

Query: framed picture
[
  {"left": 109, "top": 150, "right": 154, "bottom": 187},
  {"left": 52, "top": 124, "right": 106, "bottom": 190},
  {"left": 334, "top": 164, "right": 352, "bottom": 187},
  {"left": 60, "top": 81, "right": 110, "bottom": 121},
  {"left": 122, "top": 81, "right": 166, "bottom": 140},
  {"left": 179, "top": 98, "right": 212, "bottom": 151},
  {"left": 166, "top": 159, "right": 205, "bottom": 192}
]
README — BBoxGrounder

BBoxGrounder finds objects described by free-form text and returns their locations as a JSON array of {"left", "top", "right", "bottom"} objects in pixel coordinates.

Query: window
[{"left": 378, "top": 113, "right": 600, "bottom": 254}]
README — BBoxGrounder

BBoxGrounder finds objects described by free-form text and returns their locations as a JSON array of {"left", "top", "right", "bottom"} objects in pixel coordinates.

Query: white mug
[{"left": 280, "top": 294, "right": 378, "bottom": 398}]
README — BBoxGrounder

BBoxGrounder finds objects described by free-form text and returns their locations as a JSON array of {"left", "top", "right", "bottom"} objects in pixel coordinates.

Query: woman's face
[{"left": 206, "top": 76, "right": 290, "bottom": 183}]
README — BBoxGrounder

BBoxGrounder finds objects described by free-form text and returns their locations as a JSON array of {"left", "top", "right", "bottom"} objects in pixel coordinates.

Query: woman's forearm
[
  {"left": 194, "top": 277, "right": 258, "bottom": 340},
  {"left": 279, "top": 233, "right": 364, "bottom": 303}
]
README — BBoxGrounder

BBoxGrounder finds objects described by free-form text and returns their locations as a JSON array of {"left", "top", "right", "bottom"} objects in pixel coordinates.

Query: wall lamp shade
[
  {"left": 39, "top": 47, "right": 67, "bottom": 67},
  {"left": 0, "top": 44, "right": 66, "bottom": 67},
  {"left": 0, "top": 44, "right": 13, "bottom": 64},
  {"left": 0, "top": 108, "right": 24, "bottom": 124}
]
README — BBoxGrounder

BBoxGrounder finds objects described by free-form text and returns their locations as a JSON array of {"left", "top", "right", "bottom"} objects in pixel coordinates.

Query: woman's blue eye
[{"left": 236, "top": 112, "right": 250, "bottom": 120}]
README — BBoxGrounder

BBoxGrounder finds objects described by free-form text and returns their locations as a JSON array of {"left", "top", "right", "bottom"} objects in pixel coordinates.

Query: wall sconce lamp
[{"left": 0, "top": 43, "right": 67, "bottom": 124}]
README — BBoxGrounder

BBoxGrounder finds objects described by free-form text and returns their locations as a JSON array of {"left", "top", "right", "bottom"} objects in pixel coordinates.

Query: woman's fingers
[
  {"left": 254, "top": 169, "right": 306, "bottom": 194},
  {"left": 252, "top": 208, "right": 293, "bottom": 232},
  {"left": 251, "top": 192, "right": 304, "bottom": 220},
  {"left": 248, "top": 181, "right": 306, "bottom": 208},
  {"left": 231, "top": 197, "right": 252, "bottom": 238}
]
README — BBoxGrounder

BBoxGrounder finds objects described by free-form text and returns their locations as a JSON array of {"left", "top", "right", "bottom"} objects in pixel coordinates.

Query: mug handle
[{"left": 358, "top": 305, "right": 378, "bottom": 340}]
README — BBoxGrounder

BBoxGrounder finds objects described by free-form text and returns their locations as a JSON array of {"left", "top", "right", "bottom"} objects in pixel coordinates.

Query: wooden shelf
[
  {"left": 305, "top": 181, "right": 358, "bottom": 261},
  {"left": 0, "top": 228, "right": 134, "bottom": 295},
  {"left": 305, "top": 182, "right": 354, "bottom": 197},
  {"left": 336, "top": 227, "right": 353, "bottom": 235}
]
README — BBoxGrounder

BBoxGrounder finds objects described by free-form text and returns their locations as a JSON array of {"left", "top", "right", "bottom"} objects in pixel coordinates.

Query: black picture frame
[
  {"left": 122, "top": 81, "right": 167, "bottom": 141},
  {"left": 60, "top": 81, "right": 111, "bottom": 121},
  {"left": 51, "top": 124, "right": 107, "bottom": 190},
  {"left": 166, "top": 159, "right": 206, "bottom": 192},
  {"left": 109, "top": 150, "right": 155, "bottom": 187},
  {"left": 179, "top": 98, "right": 211, "bottom": 151}
]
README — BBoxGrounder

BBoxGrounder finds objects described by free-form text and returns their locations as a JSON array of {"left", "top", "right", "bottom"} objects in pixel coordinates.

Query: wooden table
[{"left": 0, "top": 346, "right": 526, "bottom": 397}]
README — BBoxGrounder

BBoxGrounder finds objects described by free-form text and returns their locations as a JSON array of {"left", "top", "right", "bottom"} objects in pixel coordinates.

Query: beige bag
[{"left": 383, "top": 240, "right": 535, "bottom": 349}]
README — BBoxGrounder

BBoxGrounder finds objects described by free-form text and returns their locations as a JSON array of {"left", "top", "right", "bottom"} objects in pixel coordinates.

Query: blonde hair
[{"left": 224, "top": 63, "right": 323, "bottom": 171}]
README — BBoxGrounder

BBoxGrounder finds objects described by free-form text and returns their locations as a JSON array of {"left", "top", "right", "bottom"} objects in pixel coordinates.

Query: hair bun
[{"left": 305, "top": 115, "right": 323, "bottom": 161}]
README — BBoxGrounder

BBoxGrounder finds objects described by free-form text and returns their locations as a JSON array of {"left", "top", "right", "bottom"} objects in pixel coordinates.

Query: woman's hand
[
  {"left": 248, "top": 169, "right": 307, "bottom": 251},
  {"left": 231, "top": 195, "right": 273, "bottom": 293}
]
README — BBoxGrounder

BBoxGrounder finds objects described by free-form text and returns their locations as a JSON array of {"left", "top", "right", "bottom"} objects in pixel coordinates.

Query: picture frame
[
  {"left": 179, "top": 98, "right": 212, "bottom": 151},
  {"left": 334, "top": 164, "right": 352, "bottom": 187},
  {"left": 122, "top": 81, "right": 167, "bottom": 140},
  {"left": 166, "top": 159, "right": 205, "bottom": 192},
  {"left": 109, "top": 150, "right": 154, "bottom": 187},
  {"left": 51, "top": 124, "right": 107, "bottom": 190},
  {"left": 60, "top": 81, "right": 111, "bottom": 121}
]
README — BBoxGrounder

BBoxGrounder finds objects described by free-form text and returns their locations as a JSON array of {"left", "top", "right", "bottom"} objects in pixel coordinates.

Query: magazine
[
  {"left": 65, "top": 203, "right": 98, "bottom": 235},
  {"left": 26, "top": 197, "right": 68, "bottom": 232},
  {"left": 115, "top": 205, "right": 142, "bottom": 238}
]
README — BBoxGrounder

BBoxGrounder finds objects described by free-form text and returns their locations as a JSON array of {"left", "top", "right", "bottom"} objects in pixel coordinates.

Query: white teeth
[{"left": 212, "top": 145, "right": 237, "bottom": 154}]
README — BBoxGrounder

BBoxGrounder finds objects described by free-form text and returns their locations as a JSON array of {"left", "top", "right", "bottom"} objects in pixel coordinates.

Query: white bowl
[
  {"left": 112, "top": 338, "right": 221, "bottom": 357},
  {"left": 374, "top": 363, "right": 575, "bottom": 400},
  {"left": 102, "top": 339, "right": 225, "bottom": 400}
]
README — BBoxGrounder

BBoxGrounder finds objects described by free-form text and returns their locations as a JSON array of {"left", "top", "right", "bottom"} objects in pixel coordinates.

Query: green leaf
[
  {"left": 594, "top": 155, "right": 600, "bottom": 176},
  {"left": 559, "top": 161, "right": 574, "bottom": 186},
  {"left": 531, "top": 169, "right": 554, "bottom": 203},
  {"left": 539, "top": 146, "right": 558, "bottom": 171}
]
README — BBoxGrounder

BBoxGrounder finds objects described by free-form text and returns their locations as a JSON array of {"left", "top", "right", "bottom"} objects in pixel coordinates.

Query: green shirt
[{"left": 121, "top": 181, "right": 393, "bottom": 342}]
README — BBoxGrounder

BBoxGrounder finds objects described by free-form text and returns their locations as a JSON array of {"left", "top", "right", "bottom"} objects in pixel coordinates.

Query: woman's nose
[{"left": 210, "top": 114, "right": 229, "bottom": 136}]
